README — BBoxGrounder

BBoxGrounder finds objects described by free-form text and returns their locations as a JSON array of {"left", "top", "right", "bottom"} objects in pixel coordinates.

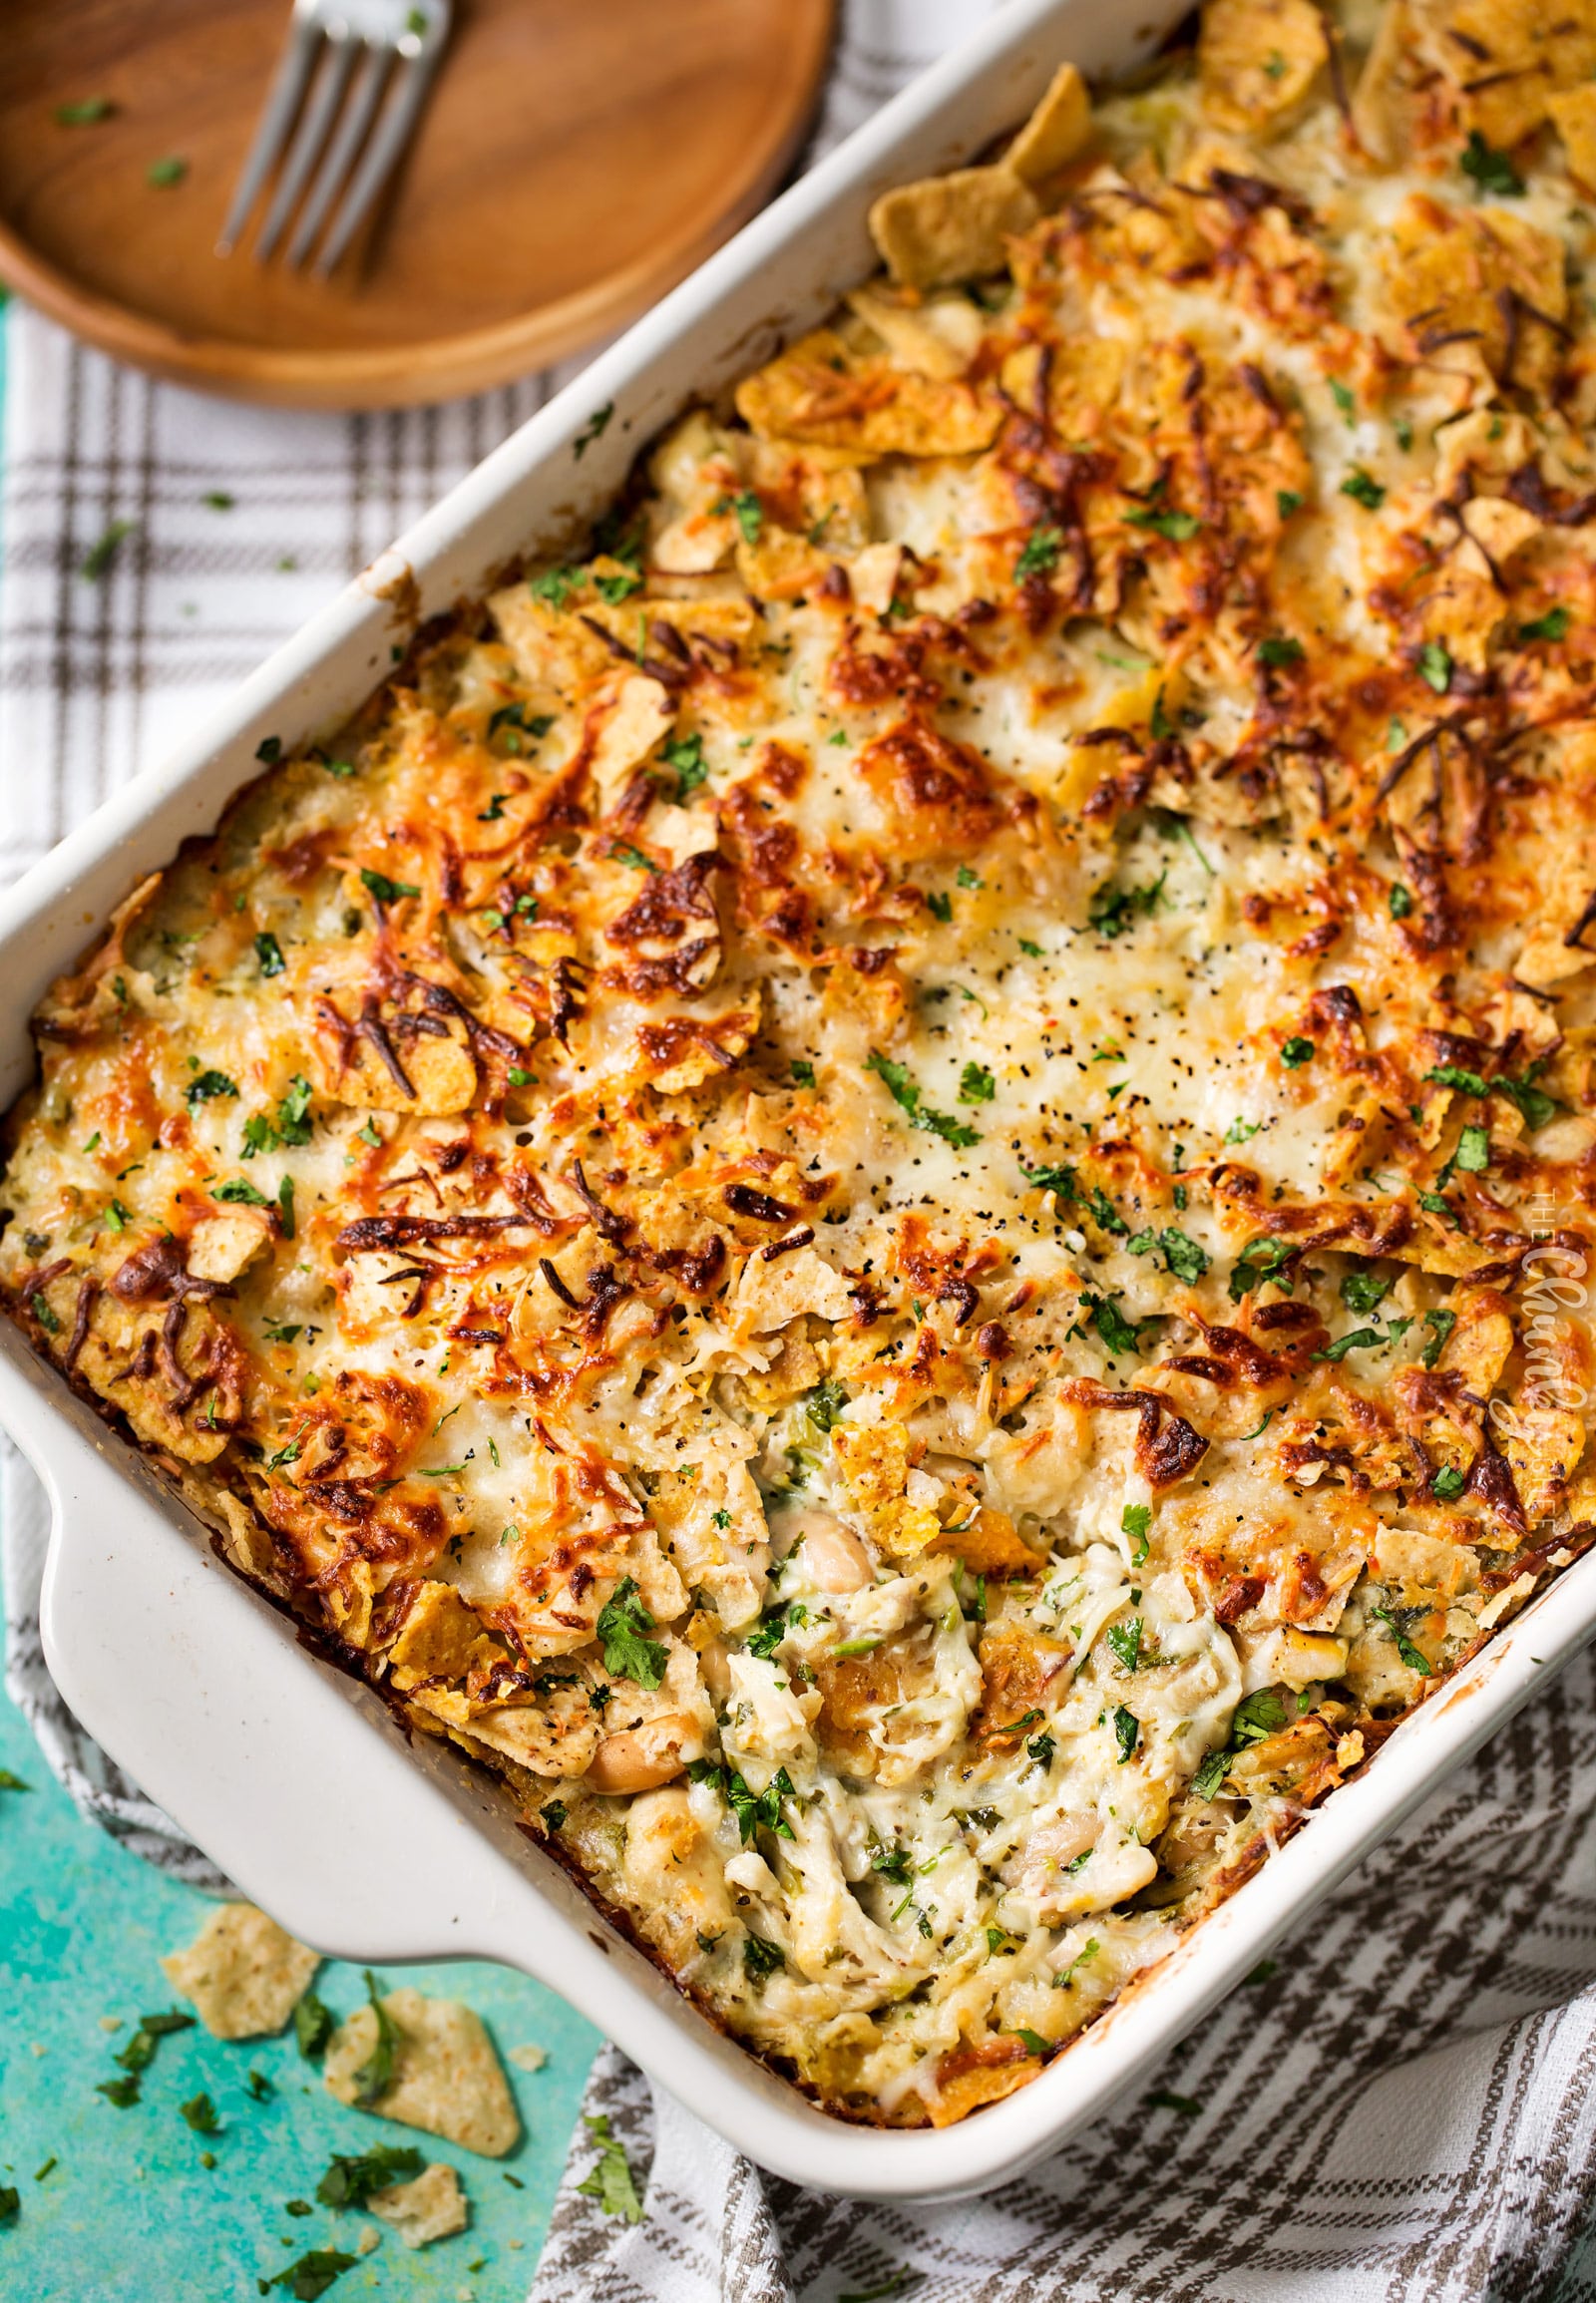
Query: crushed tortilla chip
[
  {"left": 508, "top": 2043, "right": 548, "bottom": 2073},
  {"left": 832, "top": 1421, "right": 939, "bottom": 1559},
  {"left": 1006, "top": 62, "right": 1092, "bottom": 181},
  {"left": 867, "top": 167, "right": 1038, "bottom": 291},
  {"left": 323, "top": 1986, "right": 520, "bottom": 2156},
  {"left": 369, "top": 2160, "right": 470, "bottom": 2248},
  {"left": 1550, "top": 83, "right": 1596, "bottom": 187},
  {"left": 1199, "top": 0, "right": 1328, "bottom": 134},
  {"left": 736, "top": 328, "right": 1001, "bottom": 460},
  {"left": 161, "top": 1903, "right": 321, "bottom": 2041}
]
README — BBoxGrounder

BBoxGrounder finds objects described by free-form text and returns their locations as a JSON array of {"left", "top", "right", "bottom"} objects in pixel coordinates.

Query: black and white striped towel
[{"left": 4, "top": 6, "right": 1596, "bottom": 2296}]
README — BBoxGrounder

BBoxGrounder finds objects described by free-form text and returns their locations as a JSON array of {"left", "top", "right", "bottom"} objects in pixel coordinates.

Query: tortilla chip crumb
[
  {"left": 323, "top": 1987, "right": 520, "bottom": 2156},
  {"left": 369, "top": 2162, "right": 470, "bottom": 2249},
  {"left": 98, "top": 2016, "right": 123, "bottom": 2033},
  {"left": 508, "top": 2044, "right": 547, "bottom": 2074},
  {"left": 356, "top": 2225, "right": 381, "bottom": 2256},
  {"left": 160, "top": 1903, "right": 320, "bottom": 2040}
]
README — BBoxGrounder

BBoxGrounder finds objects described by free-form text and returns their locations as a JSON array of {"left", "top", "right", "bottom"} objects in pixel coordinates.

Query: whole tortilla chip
[
  {"left": 1005, "top": 63, "right": 1091, "bottom": 182},
  {"left": 369, "top": 2161, "right": 470, "bottom": 2249},
  {"left": 160, "top": 1903, "right": 321, "bottom": 2041},
  {"left": 868, "top": 167, "right": 1038, "bottom": 290},
  {"left": 323, "top": 1986, "right": 520, "bottom": 2157}
]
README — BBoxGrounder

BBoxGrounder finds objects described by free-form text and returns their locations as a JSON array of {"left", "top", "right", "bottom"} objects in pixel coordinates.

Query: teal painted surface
[
  {"left": 0, "top": 298, "right": 598, "bottom": 2299},
  {"left": 0, "top": 1680, "right": 598, "bottom": 2300}
]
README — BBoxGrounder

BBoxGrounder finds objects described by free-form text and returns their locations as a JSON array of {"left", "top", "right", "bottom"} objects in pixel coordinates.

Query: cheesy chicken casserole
[{"left": 8, "top": 0, "right": 1596, "bottom": 2129}]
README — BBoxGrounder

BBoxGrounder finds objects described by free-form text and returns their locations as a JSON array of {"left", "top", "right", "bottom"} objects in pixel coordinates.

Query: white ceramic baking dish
[{"left": 4, "top": 0, "right": 1596, "bottom": 2201}]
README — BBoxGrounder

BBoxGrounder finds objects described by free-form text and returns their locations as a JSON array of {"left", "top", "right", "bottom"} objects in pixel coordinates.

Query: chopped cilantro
[
  {"left": 1089, "top": 870, "right": 1165, "bottom": 939},
  {"left": 575, "top": 2111, "right": 644, "bottom": 2220},
  {"left": 1148, "top": 2090, "right": 1204, "bottom": 2116},
  {"left": 1460, "top": 130, "right": 1523, "bottom": 196},
  {"left": 1425, "top": 1063, "right": 1488, "bottom": 1097},
  {"left": 1390, "top": 883, "right": 1413, "bottom": 918},
  {"left": 572, "top": 403, "right": 614, "bottom": 460},
  {"left": 958, "top": 865, "right": 983, "bottom": 889},
  {"left": 1085, "top": 1295, "right": 1148, "bottom": 1357},
  {"left": 1281, "top": 1036, "right": 1315, "bottom": 1068},
  {"left": 82, "top": 519, "right": 136, "bottom": 580},
  {"left": 791, "top": 1059, "right": 816, "bottom": 1088},
  {"left": 723, "top": 490, "right": 763, "bottom": 544},
  {"left": 1313, "top": 1326, "right": 1383, "bottom": 1362},
  {"left": 1455, "top": 1123, "right": 1490, "bottom": 1172},
  {"left": 0, "top": 1768, "right": 31, "bottom": 1791},
  {"left": 1232, "top": 1688, "right": 1287, "bottom": 1745},
  {"left": 180, "top": 2091, "right": 219, "bottom": 2133},
  {"left": 1432, "top": 1464, "right": 1466, "bottom": 1501},
  {"left": 608, "top": 842, "right": 658, "bottom": 874},
  {"left": 96, "top": 2075, "right": 142, "bottom": 2108},
  {"left": 661, "top": 731, "right": 708, "bottom": 797},
  {"left": 1014, "top": 525, "right": 1063, "bottom": 580},
  {"left": 213, "top": 1176, "right": 271, "bottom": 1208},
  {"left": 186, "top": 1068, "right": 238, "bottom": 1108},
  {"left": 315, "top": 2144, "right": 424, "bottom": 2209},
  {"left": 1123, "top": 504, "right": 1202, "bottom": 541},
  {"left": 350, "top": 1972, "right": 400, "bottom": 2109},
  {"left": 1106, "top": 1618, "right": 1145, "bottom": 1673},
  {"left": 1371, "top": 1602, "right": 1434, "bottom": 1673},
  {"left": 56, "top": 97, "right": 117, "bottom": 124},
  {"left": 1014, "top": 2028, "right": 1051, "bottom": 2057},
  {"left": 927, "top": 890, "right": 953, "bottom": 923},
  {"left": 256, "top": 736, "right": 283, "bottom": 764},
  {"left": 1340, "top": 1270, "right": 1390, "bottom": 1315},
  {"left": 596, "top": 1576, "right": 667, "bottom": 1688},
  {"left": 258, "top": 2251, "right": 358, "bottom": 2300},
  {"left": 1330, "top": 378, "right": 1357, "bottom": 424},
  {"left": 960, "top": 1061, "right": 996, "bottom": 1103},
  {"left": 742, "top": 1933, "right": 785, "bottom": 1983},
  {"left": 1018, "top": 936, "right": 1044, "bottom": 957},
  {"left": 358, "top": 867, "right": 420, "bottom": 906},
  {"left": 530, "top": 566, "right": 578, "bottom": 607},
  {"left": 1257, "top": 634, "right": 1306, "bottom": 667},
  {"left": 1340, "top": 467, "right": 1387, "bottom": 510},
  {"left": 293, "top": 1992, "right": 333, "bottom": 2060},
  {"left": 147, "top": 156, "right": 188, "bottom": 187},
  {"left": 594, "top": 567, "right": 642, "bottom": 605},
  {"left": 1112, "top": 1705, "right": 1140, "bottom": 1762},
  {"left": 254, "top": 931, "right": 285, "bottom": 977},
  {"left": 1277, "top": 489, "right": 1304, "bottom": 519},
  {"left": 1417, "top": 640, "right": 1452, "bottom": 693},
  {"left": 864, "top": 1047, "right": 980, "bottom": 1147},
  {"left": 1122, "top": 1503, "right": 1151, "bottom": 1565},
  {"left": 1158, "top": 1228, "right": 1209, "bottom": 1284},
  {"left": 1519, "top": 605, "right": 1570, "bottom": 644},
  {"left": 807, "top": 1377, "right": 848, "bottom": 1432}
]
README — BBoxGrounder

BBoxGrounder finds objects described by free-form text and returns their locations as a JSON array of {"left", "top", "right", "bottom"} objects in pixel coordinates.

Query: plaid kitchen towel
[{"left": 5, "top": 4, "right": 1596, "bottom": 2298}]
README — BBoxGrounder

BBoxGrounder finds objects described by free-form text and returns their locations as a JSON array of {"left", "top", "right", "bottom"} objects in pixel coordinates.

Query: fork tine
[
  {"left": 285, "top": 43, "right": 391, "bottom": 270},
  {"left": 313, "top": 41, "right": 446, "bottom": 277},
  {"left": 254, "top": 32, "right": 357, "bottom": 262},
  {"left": 216, "top": 1, "right": 321, "bottom": 254}
]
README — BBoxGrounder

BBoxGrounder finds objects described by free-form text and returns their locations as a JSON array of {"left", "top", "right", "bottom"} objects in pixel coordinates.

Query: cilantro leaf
[
  {"left": 1257, "top": 634, "right": 1305, "bottom": 668},
  {"left": 1084, "top": 1295, "right": 1148, "bottom": 1357},
  {"left": 358, "top": 867, "right": 420, "bottom": 906},
  {"left": 1519, "top": 605, "right": 1570, "bottom": 644},
  {"left": 187, "top": 1069, "right": 238, "bottom": 1108},
  {"left": 1460, "top": 130, "right": 1523, "bottom": 196},
  {"left": 1089, "top": 871, "right": 1165, "bottom": 940},
  {"left": 1158, "top": 1228, "right": 1209, "bottom": 1284},
  {"left": 596, "top": 1576, "right": 667, "bottom": 1689},
  {"left": 1123, "top": 505, "right": 1202, "bottom": 541},
  {"left": 1370, "top": 1602, "right": 1434, "bottom": 1674},
  {"left": 259, "top": 2251, "right": 358, "bottom": 2300},
  {"left": 315, "top": 2144, "right": 424, "bottom": 2210},
  {"left": 575, "top": 2112, "right": 643, "bottom": 2220},
  {"left": 742, "top": 1933, "right": 785, "bottom": 1982},
  {"left": 1122, "top": 1503, "right": 1151, "bottom": 1565},
  {"left": 1106, "top": 1618, "right": 1144, "bottom": 1673},
  {"left": 1416, "top": 641, "right": 1452, "bottom": 693},
  {"left": 350, "top": 1972, "right": 400, "bottom": 2109},
  {"left": 1340, "top": 1270, "right": 1390, "bottom": 1315},
  {"left": 1432, "top": 1463, "right": 1467, "bottom": 1502},
  {"left": 1112, "top": 1705, "right": 1140, "bottom": 1762},
  {"left": 1014, "top": 526, "right": 1062, "bottom": 581},
  {"left": 1229, "top": 1236, "right": 1295, "bottom": 1302},
  {"left": 661, "top": 732, "right": 708, "bottom": 798},
  {"left": 1313, "top": 1326, "right": 1384, "bottom": 1362},
  {"left": 254, "top": 931, "right": 285, "bottom": 977},
  {"left": 959, "top": 1062, "right": 996, "bottom": 1104},
  {"left": 1340, "top": 467, "right": 1386, "bottom": 510},
  {"left": 1425, "top": 1063, "right": 1488, "bottom": 1097},
  {"left": 1281, "top": 1036, "right": 1315, "bottom": 1068}
]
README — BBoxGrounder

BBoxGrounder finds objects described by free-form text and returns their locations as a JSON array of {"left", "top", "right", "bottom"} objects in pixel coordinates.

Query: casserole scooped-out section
[{"left": 6, "top": 0, "right": 1596, "bottom": 2128}]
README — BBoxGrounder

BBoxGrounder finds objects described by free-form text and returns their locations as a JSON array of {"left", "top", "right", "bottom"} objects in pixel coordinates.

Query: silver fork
[{"left": 217, "top": 0, "right": 452, "bottom": 275}]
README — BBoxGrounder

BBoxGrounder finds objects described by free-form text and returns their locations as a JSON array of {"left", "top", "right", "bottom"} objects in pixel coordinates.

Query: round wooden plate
[{"left": 0, "top": 0, "right": 836, "bottom": 410}]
